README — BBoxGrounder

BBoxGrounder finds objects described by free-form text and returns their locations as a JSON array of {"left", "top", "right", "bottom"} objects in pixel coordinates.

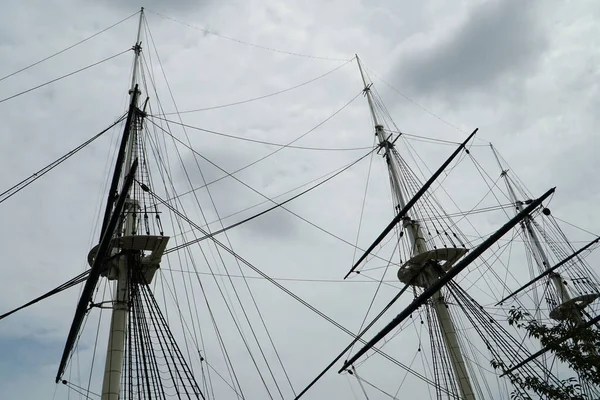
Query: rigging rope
[
  {"left": 364, "top": 66, "right": 466, "bottom": 135},
  {"left": 146, "top": 9, "right": 352, "bottom": 62},
  {"left": 0, "top": 11, "right": 139, "bottom": 84},
  {"left": 142, "top": 187, "right": 447, "bottom": 395},
  {"left": 161, "top": 268, "right": 400, "bottom": 284},
  {"left": 553, "top": 215, "right": 599, "bottom": 238},
  {"left": 85, "top": 281, "right": 109, "bottom": 398},
  {"left": 143, "top": 31, "right": 255, "bottom": 398},
  {"left": 160, "top": 89, "right": 366, "bottom": 201},
  {"left": 157, "top": 58, "right": 355, "bottom": 115},
  {"left": 0, "top": 49, "right": 132, "bottom": 105},
  {"left": 144, "top": 18, "right": 292, "bottom": 396},
  {"left": 160, "top": 147, "right": 376, "bottom": 253},
  {"left": 128, "top": 268, "right": 207, "bottom": 399},
  {"left": 351, "top": 134, "right": 377, "bottom": 266},
  {"left": 149, "top": 113, "right": 372, "bottom": 151},
  {"left": 146, "top": 19, "right": 294, "bottom": 397},
  {"left": 0, "top": 270, "right": 90, "bottom": 321},
  {"left": 146, "top": 118, "right": 394, "bottom": 264},
  {"left": 169, "top": 153, "right": 381, "bottom": 238},
  {"left": 0, "top": 114, "right": 126, "bottom": 205}
]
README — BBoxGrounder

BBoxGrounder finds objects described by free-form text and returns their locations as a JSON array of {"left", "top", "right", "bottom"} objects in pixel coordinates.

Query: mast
[
  {"left": 101, "top": 8, "right": 144, "bottom": 400},
  {"left": 356, "top": 55, "right": 476, "bottom": 400},
  {"left": 490, "top": 144, "right": 580, "bottom": 322},
  {"left": 490, "top": 145, "right": 600, "bottom": 398}
]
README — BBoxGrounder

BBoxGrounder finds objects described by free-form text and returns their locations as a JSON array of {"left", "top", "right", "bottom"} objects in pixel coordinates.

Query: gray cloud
[{"left": 393, "top": 0, "right": 548, "bottom": 99}]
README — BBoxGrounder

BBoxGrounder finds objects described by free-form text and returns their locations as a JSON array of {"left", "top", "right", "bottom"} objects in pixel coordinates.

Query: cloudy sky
[{"left": 1, "top": 0, "right": 599, "bottom": 399}]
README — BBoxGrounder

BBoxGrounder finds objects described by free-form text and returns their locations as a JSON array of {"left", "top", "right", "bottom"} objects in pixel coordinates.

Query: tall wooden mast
[{"left": 355, "top": 55, "right": 476, "bottom": 400}]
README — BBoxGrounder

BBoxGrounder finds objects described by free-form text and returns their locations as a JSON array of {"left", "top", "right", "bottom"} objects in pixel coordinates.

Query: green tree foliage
[{"left": 491, "top": 308, "right": 600, "bottom": 399}]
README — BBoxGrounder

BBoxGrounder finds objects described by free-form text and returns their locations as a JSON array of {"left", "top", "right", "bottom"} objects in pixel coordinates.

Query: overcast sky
[{"left": 1, "top": 0, "right": 599, "bottom": 399}]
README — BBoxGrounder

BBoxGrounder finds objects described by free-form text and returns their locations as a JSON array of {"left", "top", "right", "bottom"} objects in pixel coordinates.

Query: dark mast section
[{"left": 55, "top": 8, "right": 205, "bottom": 399}]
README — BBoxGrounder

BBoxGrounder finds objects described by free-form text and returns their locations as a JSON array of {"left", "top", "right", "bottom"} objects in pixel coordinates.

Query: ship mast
[
  {"left": 490, "top": 144, "right": 583, "bottom": 323},
  {"left": 101, "top": 8, "right": 144, "bottom": 400},
  {"left": 490, "top": 145, "right": 600, "bottom": 398},
  {"left": 356, "top": 56, "right": 476, "bottom": 400}
]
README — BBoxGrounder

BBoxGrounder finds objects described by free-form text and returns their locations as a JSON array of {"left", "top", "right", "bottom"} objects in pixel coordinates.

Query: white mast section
[
  {"left": 101, "top": 8, "right": 144, "bottom": 400},
  {"left": 356, "top": 56, "right": 476, "bottom": 400}
]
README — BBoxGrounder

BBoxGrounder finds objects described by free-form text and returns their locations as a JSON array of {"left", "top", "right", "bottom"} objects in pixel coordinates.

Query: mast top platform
[
  {"left": 87, "top": 234, "right": 169, "bottom": 284},
  {"left": 398, "top": 247, "right": 468, "bottom": 287}
]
